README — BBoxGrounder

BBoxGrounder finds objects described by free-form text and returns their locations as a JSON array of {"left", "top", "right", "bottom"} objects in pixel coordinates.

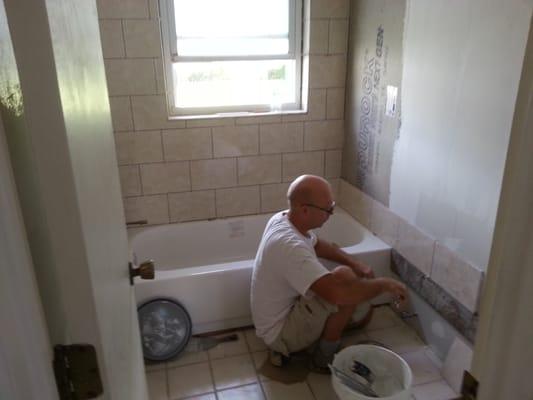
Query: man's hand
[{"left": 352, "top": 261, "right": 374, "bottom": 279}]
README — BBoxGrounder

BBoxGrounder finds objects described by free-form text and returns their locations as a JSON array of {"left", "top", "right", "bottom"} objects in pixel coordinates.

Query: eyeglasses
[{"left": 303, "top": 201, "right": 335, "bottom": 215}]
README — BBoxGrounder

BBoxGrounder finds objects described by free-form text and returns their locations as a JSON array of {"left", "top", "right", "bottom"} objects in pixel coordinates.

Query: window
[{"left": 160, "top": 0, "right": 303, "bottom": 117}]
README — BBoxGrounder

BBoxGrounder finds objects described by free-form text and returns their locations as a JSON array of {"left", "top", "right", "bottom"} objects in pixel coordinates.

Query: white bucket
[{"left": 331, "top": 345, "right": 413, "bottom": 400}]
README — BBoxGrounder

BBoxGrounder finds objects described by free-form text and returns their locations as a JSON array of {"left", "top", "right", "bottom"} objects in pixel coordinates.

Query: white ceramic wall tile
[
  {"left": 216, "top": 186, "right": 260, "bottom": 217},
  {"left": 329, "top": 178, "right": 340, "bottom": 199},
  {"left": 148, "top": 0, "right": 159, "bottom": 19},
  {"left": 118, "top": 165, "right": 141, "bottom": 196},
  {"left": 244, "top": 329, "right": 268, "bottom": 352},
  {"left": 397, "top": 220, "right": 436, "bottom": 276},
  {"left": 402, "top": 349, "right": 442, "bottom": 386},
  {"left": 104, "top": 59, "right": 156, "bottom": 96},
  {"left": 191, "top": 158, "right": 237, "bottom": 190},
  {"left": 338, "top": 180, "right": 372, "bottom": 227},
  {"left": 309, "top": 19, "right": 329, "bottom": 54},
  {"left": 412, "top": 380, "right": 457, "bottom": 400},
  {"left": 109, "top": 96, "right": 134, "bottom": 132},
  {"left": 431, "top": 243, "right": 483, "bottom": 312},
  {"left": 238, "top": 155, "right": 282, "bottom": 185},
  {"left": 213, "top": 125, "right": 259, "bottom": 157},
  {"left": 168, "top": 362, "right": 214, "bottom": 399},
  {"left": 146, "top": 369, "right": 168, "bottom": 400},
  {"left": 168, "top": 190, "right": 216, "bottom": 222},
  {"left": 441, "top": 336, "right": 473, "bottom": 394},
  {"left": 123, "top": 19, "right": 161, "bottom": 57},
  {"left": 282, "top": 151, "right": 324, "bottom": 181},
  {"left": 261, "top": 381, "right": 315, "bottom": 400},
  {"left": 306, "top": 372, "right": 340, "bottom": 400},
  {"left": 153, "top": 58, "right": 165, "bottom": 95},
  {"left": 140, "top": 162, "right": 190, "bottom": 194},
  {"left": 309, "top": 55, "right": 347, "bottom": 88},
  {"left": 124, "top": 194, "right": 169, "bottom": 225},
  {"left": 98, "top": 20, "right": 125, "bottom": 58},
  {"left": 131, "top": 95, "right": 187, "bottom": 130},
  {"left": 328, "top": 19, "right": 349, "bottom": 54},
  {"left": 186, "top": 118, "right": 236, "bottom": 128},
  {"left": 370, "top": 200, "right": 401, "bottom": 247},
  {"left": 162, "top": 128, "right": 212, "bottom": 161},
  {"left": 236, "top": 115, "right": 282, "bottom": 125},
  {"left": 366, "top": 324, "right": 425, "bottom": 355},
  {"left": 207, "top": 332, "right": 249, "bottom": 360},
  {"left": 310, "top": 0, "right": 350, "bottom": 18},
  {"left": 217, "top": 383, "right": 265, "bottom": 400},
  {"left": 282, "top": 89, "right": 326, "bottom": 122},
  {"left": 114, "top": 131, "right": 163, "bottom": 165},
  {"left": 211, "top": 354, "right": 257, "bottom": 390},
  {"left": 326, "top": 88, "right": 345, "bottom": 120},
  {"left": 260, "top": 182, "right": 290, "bottom": 213},
  {"left": 96, "top": 0, "right": 149, "bottom": 18},
  {"left": 304, "top": 120, "right": 344, "bottom": 151},
  {"left": 259, "top": 123, "right": 304, "bottom": 154},
  {"left": 325, "top": 150, "right": 342, "bottom": 178}
]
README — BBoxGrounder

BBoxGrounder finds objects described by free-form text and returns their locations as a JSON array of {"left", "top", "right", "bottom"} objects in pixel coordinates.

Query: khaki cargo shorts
[{"left": 269, "top": 295, "right": 338, "bottom": 356}]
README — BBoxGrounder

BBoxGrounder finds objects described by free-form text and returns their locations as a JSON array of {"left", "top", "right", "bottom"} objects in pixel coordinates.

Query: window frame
[{"left": 159, "top": 0, "right": 303, "bottom": 117}]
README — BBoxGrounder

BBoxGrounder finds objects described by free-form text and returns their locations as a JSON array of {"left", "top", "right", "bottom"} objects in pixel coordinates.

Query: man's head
[{"left": 287, "top": 175, "right": 335, "bottom": 231}]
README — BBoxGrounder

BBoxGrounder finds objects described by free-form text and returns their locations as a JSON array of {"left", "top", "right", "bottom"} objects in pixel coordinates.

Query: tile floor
[{"left": 145, "top": 306, "right": 459, "bottom": 400}]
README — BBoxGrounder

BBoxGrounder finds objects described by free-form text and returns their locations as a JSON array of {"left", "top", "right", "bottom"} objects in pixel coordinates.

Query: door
[{"left": 1, "top": 0, "right": 147, "bottom": 399}]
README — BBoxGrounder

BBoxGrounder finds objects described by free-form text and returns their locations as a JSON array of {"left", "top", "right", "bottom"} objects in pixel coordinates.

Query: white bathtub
[{"left": 130, "top": 208, "right": 393, "bottom": 334}]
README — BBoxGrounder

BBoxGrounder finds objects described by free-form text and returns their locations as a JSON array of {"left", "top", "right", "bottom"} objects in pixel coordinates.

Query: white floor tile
[
  {"left": 306, "top": 372, "right": 340, "bottom": 400},
  {"left": 412, "top": 380, "right": 457, "bottom": 400},
  {"left": 365, "top": 306, "right": 403, "bottom": 331},
  {"left": 211, "top": 354, "right": 258, "bottom": 390},
  {"left": 208, "top": 331, "right": 249, "bottom": 360},
  {"left": 245, "top": 328, "right": 268, "bottom": 352},
  {"left": 167, "top": 349, "right": 209, "bottom": 368},
  {"left": 146, "top": 369, "right": 168, "bottom": 400},
  {"left": 145, "top": 361, "right": 166, "bottom": 372},
  {"left": 261, "top": 381, "right": 315, "bottom": 400},
  {"left": 402, "top": 349, "right": 442, "bottom": 386},
  {"left": 341, "top": 331, "right": 369, "bottom": 348},
  {"left": 168, "top": 362, "right": 214, "bottom": 399},
  {"left": 251, "top": 351, "right": 270, "bottom": 381},
  {"left": 183, "top": 394, "right": 217, "bottom": 400},
  {"left": 217, "top": 383, "right": 265, "bottom": 400},
  {"left": 366, "top": 324, "right": 425, "bottom": 354}
]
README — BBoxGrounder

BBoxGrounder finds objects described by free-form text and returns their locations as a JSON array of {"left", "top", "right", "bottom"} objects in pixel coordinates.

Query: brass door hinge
[{"left": 53, "top": 344, "right": 103, "bottom": 399}]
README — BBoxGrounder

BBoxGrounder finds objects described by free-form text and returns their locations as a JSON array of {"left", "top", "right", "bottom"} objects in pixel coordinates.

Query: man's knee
[{"left": 331, "top": 265, "right": 356, "bottom": 281}]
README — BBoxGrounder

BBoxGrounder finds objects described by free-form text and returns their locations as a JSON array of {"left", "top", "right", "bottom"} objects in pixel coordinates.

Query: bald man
[{"left": 250, "top": 175, "right": 407, "bottom": 373}]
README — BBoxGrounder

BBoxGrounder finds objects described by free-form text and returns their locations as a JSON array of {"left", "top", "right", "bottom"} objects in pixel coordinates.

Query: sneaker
[
  {"left": 268, "top": 350, "right": 290, "bottom": 367},
  {"left": 309, "top": 347, "right": 334, "bottom": 375}
]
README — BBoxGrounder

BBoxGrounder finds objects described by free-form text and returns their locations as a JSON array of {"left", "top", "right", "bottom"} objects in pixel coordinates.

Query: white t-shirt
[{"left": 250, "top": 211, "right": 330, "bottom": 345}]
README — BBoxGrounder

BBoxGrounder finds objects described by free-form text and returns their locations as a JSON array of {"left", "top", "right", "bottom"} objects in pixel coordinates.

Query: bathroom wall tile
[
  {"left": 208, "top": 332, "right": 249, "bottom": 360},
  {"left": 236, "top": 115, "right": 282, "bottom": 125},
  {"left": 338, "top": 180, "right": 372, "bottom": 227},
  {"left": 109, "top": 96, "right": 133, "bottom": 132},
  {"left": 281, "top": 89, "right": 326, "bottom": 122},
  {"left": 114, "top": 131, "right": 163, "bottom": 164},
  {"left": 412, "top": 380, "right": 457, "bottom": 400},
  {"left": 441, "top": 336, "right": 473, "bottom": 394},
  {"left": 370, "top": 200, "right": 401, "bottom": 247},
  {"left": 310, "top": 0, "right": 350, "bottom": 18},
  {"left": 211, "top": 354, "right": 257, "bottom": 390},
  {"left": 402, "top": 349, "right": 442, "bottom": 386},
  {"left": 148, "top": 0, "right": 159, "bottom": 19},
  {"left": 282, "top": 151, "right": 324, "bottom": 181},
  {"left": 325, "top": 150, "right": 342, "bottom": 178},
  {"left": 261, "top": 381, "right": 315, "bottom": 400},
  {"left": 96, "top": 0, "right": 149, "bottom": 19},
  {"left": 118, "top": 165, "right": 141, "bottom": 196},
  {"left": 218, "top": 383, "right": 265, "bottom": 400},
  {"left": 186, "top": 118, "right": 236, "bottom": 128},
  {"left": 168, "top": 190, "right": 215, "bottom": 222},
  {"left": 238, "top": 155, "right": 282, "bottom": 186},
  {"left": 123, "top": 19, "right": 161, "bottom": 57},
  {"left": 140, "top": 162, "right": 190, "bottom": 194},
  {"left": 309, "top": 19, "right": 329, "bottom": 55},
  {"left": 260, "top": 182, "right": 290, "bottom": 213},
  {"left": 326, "top": 88, "right": 345, "bottom": 120},
  {"left": 191, "top": 158, "right": 236, "bottom": 190},
  {"left": 309, "top": 55, "right": 347, "bottom": 88},
  {"left": 146, "top": 369, "right": 167, "bottom": 400},
  {"left": 431, "top": 243, "right": 483, "bottom": 312},
  {"left": 397, "top": 220, "right": 436, "bottom": 276},
  {"left": 98, "top": 20, "right": 125, "bottom": 58},
  {"left": 307, "top": 372, "right": 340, "bottom": 400},
  {"left": 131, "top": 95, "right": 187, "bottom": 130},
  {"left": 328, "top": 19, "right": 349, "bottom": 54},
  {"left": 304, "top": 120, "right": 344, "bottom": 151},
  {"left": 168, "top": 362, "right": 214, "bottom": 399},
  {"left": 104, "top": 59, "right": 156, "bottom": 96},
  {"left": 162, "top": 128, "right": 212, "bottom": 161},
  {"left": 124, "top": 194, "right": 169, "bottom": 225},
  {"left": 328, "top": 178, "right": 340, "bottom": 199},
  {"left": 153, "top": 58, "right": 165, "bottom": 95},
  {"left": 213, "top": 125, "right": 259, "bottom": 157},
  {"left": 216, "top": 186, "right": 260, "bottom": 218},
  {"left": 244, "top": 329, "right": 268, "bottom": 352},
  {"left": 259, "top": 123, "right": 304, "bottom": 154}
]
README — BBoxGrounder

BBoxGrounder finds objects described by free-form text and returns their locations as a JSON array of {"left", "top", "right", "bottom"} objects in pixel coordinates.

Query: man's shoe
[
  {"left": 268, "top": 350, "right": 290, "bottom": 367},
  {"left": 308, "top": 347, "right": 334, "bottom": 375}
]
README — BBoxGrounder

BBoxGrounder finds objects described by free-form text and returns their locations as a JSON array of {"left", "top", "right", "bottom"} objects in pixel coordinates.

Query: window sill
[{"left": 168, "top": 109, "right": 308, "bottom": 121}]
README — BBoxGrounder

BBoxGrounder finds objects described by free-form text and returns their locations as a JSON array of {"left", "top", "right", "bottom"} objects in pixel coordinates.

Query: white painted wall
[{"left": 390, "top": 0, "right": 532, "bottom": 269}]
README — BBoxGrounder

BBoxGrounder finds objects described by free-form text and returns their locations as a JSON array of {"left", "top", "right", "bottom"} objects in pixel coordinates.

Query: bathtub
[{"left": 130, "top": 208, "right": 394, "bottom": 334}]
